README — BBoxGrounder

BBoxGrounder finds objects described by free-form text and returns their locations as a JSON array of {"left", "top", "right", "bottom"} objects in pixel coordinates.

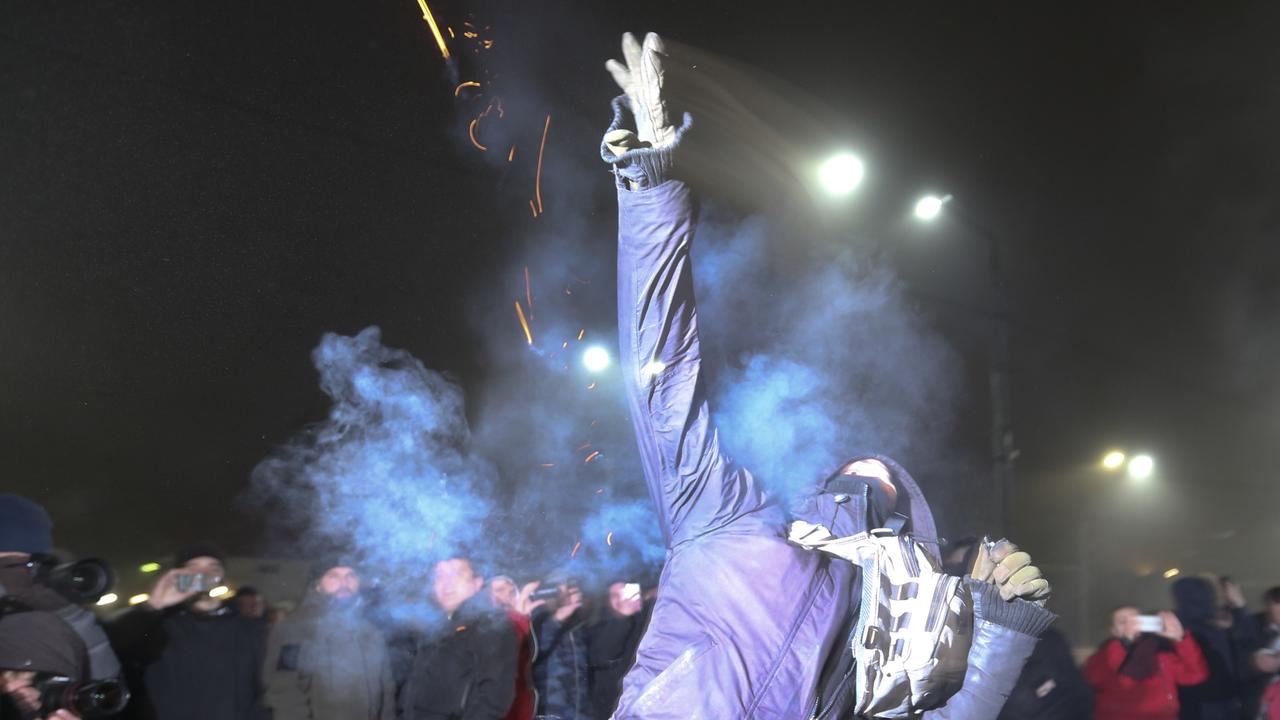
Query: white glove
[{"left": 605, "top": 32, "right": 675, "bottom": 148}]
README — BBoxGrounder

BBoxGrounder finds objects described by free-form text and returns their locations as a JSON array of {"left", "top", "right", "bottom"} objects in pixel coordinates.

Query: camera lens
[{"left": 73, "top": 679, "right": 130, "bottom": 715}]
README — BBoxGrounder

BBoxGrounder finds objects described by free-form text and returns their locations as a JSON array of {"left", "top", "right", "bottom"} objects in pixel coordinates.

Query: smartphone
[
  {"left": 176, "top": 572, "right": 221, "bottom": 593},
  {"left": 622, "top": 583, "right": 641, "bottom": 602},
  {"left": 1135, "top": 615, "right": 1164, "bottom": 633}
]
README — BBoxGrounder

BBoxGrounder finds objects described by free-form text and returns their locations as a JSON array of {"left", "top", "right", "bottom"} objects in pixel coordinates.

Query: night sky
[{"left": 3, "top": 1, "right": 1278, "bottom": 640}]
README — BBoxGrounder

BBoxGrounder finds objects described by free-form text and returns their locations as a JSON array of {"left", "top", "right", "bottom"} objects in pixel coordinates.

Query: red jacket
[
  {"left": 1084, "top": 635, "right": 1209, "bottom": 720},
  {"left": 502, "top": 610, "right": 536, "bottom": 720}
]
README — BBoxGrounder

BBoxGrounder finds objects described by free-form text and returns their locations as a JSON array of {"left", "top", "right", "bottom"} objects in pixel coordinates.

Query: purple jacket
[{"left": 606, "top": 102, "right": 1053, "bottom": 720}]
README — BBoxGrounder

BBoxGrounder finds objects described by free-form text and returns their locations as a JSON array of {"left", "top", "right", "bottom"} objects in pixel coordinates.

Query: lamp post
[{"left": 913, "top": 194, "right": 1016, "bottom": 536}]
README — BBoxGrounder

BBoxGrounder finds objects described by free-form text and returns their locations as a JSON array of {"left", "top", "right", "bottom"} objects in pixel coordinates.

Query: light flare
[
  {"left": 468, "top": 118, "right": 487, "bottom": 151},
  {"left": 453, "top": 81, "right": 480, "bottom": 96},
  {"left": 571, "top": 541, "right": 581, "bottom": 558},
  {"left": 584, "top": 451, "right": 601, "bottom": 464},
  {"left": 535, "top": 114, "right": 550, "bottom": 213},
  {"left": 514, "top": 301, "right": 533, "bottom": 345},
  {"left": 414, "top": 0, "right": 451, "bottom": 60},
  {"left": 524, "top": 266, "right": 533, "bottom": 310}
]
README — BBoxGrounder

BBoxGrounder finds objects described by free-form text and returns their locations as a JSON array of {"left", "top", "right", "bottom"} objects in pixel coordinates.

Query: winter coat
[
  {"left": 108, "top": 605, "right": 268, "bottom": 720},
  {"left": 997, "top": 627, "right": 1093, "bottom": 720},
  {"left": 532, "top": 608, "right": 592, "bottom": 720},
  {"left": 587, "top": 605, "right": 650, "bottom": 720},
  {"left": 261, "top": 591, "right": 394, "bottom": 720},
  {"left": 1084, "top": 635, "right": 1209, "bottom": 720},
  {"left": 602, "top": 99, "right": 1057, "bottom": 719},
  {"left": 397, "top": 593, "right": 517, "bottom": 720},
  {"left": 1174, "top": 577, "right": 1260, "bottom": 720}
]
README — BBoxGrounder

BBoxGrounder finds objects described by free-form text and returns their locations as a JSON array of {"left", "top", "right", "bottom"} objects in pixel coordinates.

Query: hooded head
[
  {"left": 830, "top": 454, "right": 941, "bottom": 560},
  {"left": 1172, "top": 575, "right": 1220, "bottom": 625},
  {"left": 0, "top": 495, "right": 53, "bottom": 556},
  {"left": 0, "top": 611, "right": 87, "bottom": 678}
]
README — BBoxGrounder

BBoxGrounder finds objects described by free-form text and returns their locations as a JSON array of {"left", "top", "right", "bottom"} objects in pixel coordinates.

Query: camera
[
  {"left": 528, "top": 587, "right": 561, "bottom": 601},
  {"left": 17, "top": 555, "right": 116, "bottom": 606},
  {"left": 33, "top": 675, "right": 130, "bottom": 718},
  {"left": 1135, "top": 615, "right": 1164, "bottom": 633}
]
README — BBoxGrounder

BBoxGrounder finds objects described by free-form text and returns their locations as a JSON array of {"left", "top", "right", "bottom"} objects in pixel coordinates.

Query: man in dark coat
[
  {"left": 587, "top": 582, "right": 650, "bottom": 720},
  {"left": 397, "top": 557, "right": 516, "bottom": 720},
  {"left": 262, "top": 562, "right": 394, "bottom": 720},
  {"left": 996, "top": 626, "right": 1093, "bottom": 720},
  {"left": 531, "top": 580, "right": 592, "bottom": 720},
  {"left": 108, "top": 544, "right": 267, "bottom": 720},
  {"left": 1173, "top": 576, "right": 1259, "bottom": 720}
]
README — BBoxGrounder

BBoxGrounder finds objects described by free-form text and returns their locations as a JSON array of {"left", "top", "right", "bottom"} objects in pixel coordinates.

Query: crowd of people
[{"left": 2, "top": 492, "right": 1277, "bottom": 719}]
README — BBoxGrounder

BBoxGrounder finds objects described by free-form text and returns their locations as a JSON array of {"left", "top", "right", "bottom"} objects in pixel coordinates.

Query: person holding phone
[
  {"left": 1084, "top": 606, "right": 1208, "bottom": 719},
  {"left": 107, "top": 544, "right": 268, "bottom": 720},
  {"left": 588, "top": 582, "right": 651, "bottom": 720}
]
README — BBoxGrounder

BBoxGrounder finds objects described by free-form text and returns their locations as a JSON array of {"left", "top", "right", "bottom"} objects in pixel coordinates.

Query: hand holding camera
[{"left": 145, "top": 570, "right": 208, "bottom": 611}]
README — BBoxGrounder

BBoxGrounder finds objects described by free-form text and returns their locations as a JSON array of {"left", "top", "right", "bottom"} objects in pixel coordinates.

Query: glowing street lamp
[
  {"left": 128, "top": 593, "right": 150, "bottom": 606},
  {"left": 583, "top": 346, "right": 611, "bottom": 373},
  {"left": 1101, "top": 451, "right": 1127, "bottom": 470},
  {"left": 1128, "top": 454, "right": 1155, "bottom": 481},
  {"left": 139, "top": 562, "right": 161, "bottom": 573},
  {"left": 913, "top": 194, "right": 953, "bottom": 222},
  {"left": 818, "top": 153, "right": 865, "bottom": 196},
  {"left": 96, "top": 593, "right": 119, "bottom": 607}
]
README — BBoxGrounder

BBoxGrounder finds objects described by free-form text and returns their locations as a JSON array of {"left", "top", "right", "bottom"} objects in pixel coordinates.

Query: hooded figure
[
  {"left": 599, "top": 31, "right": 1056, "bottom": 720},
  {"left": 1172, "top": 576, "right": 1258, "bottom": 720},
  {"left": 262, "top": 563, "right": 394, "bottom": 720}
]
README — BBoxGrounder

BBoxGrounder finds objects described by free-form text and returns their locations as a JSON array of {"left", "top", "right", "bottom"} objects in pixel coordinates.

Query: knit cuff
[
  {"left": 600, "top": 94, "right": 693, "bottom": 190},
  {"left": 965, "top": 578, "right": 1057, "bottom": 638}
]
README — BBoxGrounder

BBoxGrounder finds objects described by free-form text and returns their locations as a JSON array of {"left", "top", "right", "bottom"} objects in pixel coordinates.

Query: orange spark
[
  {"left": 595, "top": 488, "right": 605, "bottom": 494},
  {"left": 577, "top": 442, "right": 591, "bottom": 451},
  {"left": 606, "top": 531, "right": 614, "bottom": 546},
  {"left": 455, "top": 625, "right": 467, "bottom": 632},
  {"left": 507, "top": 146, "right": 515, "bottom": 162},
  {"left": 587, "top": 382, "right": 597, "bottom": 390},
  {"left": 571, "top": 541, "right": 581, "bottom": 558},
  {"left": 415, "top": 0, "right": 450, "bottom": 60},
  {"left": 540, "top": 463, "right": 556, "bottom": 468},
  {"left": 447, "top": 26, "right": 455, "bottom": 38},
  {"left": 454, "top": 81, "right": 480, "bottom": 96},
  {"left": 584, "top": 451, "right": 601, "bottom": 464},
  {"left": 463, "top": 31, "right": 478, "bottom": 38},
  {"left": 524, "top": 266, "right": 533, "bottom": 309},
  {"left": 577, "top": 328, "right": 585, "bottom": 341},
  {"left": 562, "top": 341, "right": 569, "bottom": 349},
  {"left": 529, "top": 200, "right": 539, "bottom": 218},
  {"left": 535, "top": 114, "right": 550, "bottom": 212},
  {"left": 514, "top": 301, "right": 533, "bottom": 345},
  {"left": 468, "top": 118, "right": 487, "bottom": 151}
]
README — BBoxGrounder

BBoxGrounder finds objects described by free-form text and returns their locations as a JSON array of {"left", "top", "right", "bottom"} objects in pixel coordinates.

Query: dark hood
[{"left": 1173, "top": 576, "right": 1219, "bottom": 624}]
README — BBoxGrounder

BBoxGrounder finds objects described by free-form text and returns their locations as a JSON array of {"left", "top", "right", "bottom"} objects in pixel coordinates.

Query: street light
[
  {"left": 1101, "top": 451, "right": 1127, "bottom": 470},
  {"left": 913, "top": 194, "right": 953, "bottom": 222},
  {"left": 1128, "top": 454, "right": 1155, "bottom": 481},
  {"left": 582, "top": 346, "right": 611, "bottom": 373},
  {"left": 818, "top": 153, "right": 865, "bottom": 196}
]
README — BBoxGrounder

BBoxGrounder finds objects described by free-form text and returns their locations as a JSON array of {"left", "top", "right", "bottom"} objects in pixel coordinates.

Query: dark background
[{"left": 3, "top": 1, "right": 1278, "bottom": 642}]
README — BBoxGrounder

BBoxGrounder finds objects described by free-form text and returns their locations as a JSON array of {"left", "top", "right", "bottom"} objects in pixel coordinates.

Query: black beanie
[
  {"left": 174, "top": 543, "right": 227, "bottom": 568},
  {"left": 0, "top": 494, "right": 54, "bottom": 555},
  {"left": 0, "top": 610, "right": 88, "bottom": 678}
]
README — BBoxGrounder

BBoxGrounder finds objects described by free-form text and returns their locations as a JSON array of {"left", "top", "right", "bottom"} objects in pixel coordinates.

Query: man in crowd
[
  {"left": 1084, "top": 606, "right": 1207, "bottom": 719},
  {"left": 108, "top": 544, "right": 267, "bottom": 720},
  {"left": 1173, "top": 575, "right": 1259, "bottom": 719},
  {"left": 228, "top": 587, "right": 266, "bottom": 622},
  {"left": 599, "top": 31, "right": 1055, "bottom": 718},
  {"left": 398, "top": 556, "right": 516, "bottom": 720},
  {"left": 587, "top": 581, "right": 649, "bottom": 720},
  {"left": 0, "top": 611, "right": 87, "bottom": 720},
  {"left": 531, "top": 578, "right": 592, "bottom": 720},
  {"left": 1254, "top": 587, "right": 1280, "bottom": 719},
  {"left": 262, "top": 561, "right": 393, "bottom": 720},
  {"left": 0, "top": 495, "right": 120, "bottom": 686}
]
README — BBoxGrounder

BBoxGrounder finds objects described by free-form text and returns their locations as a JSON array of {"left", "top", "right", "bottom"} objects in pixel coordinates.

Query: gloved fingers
[
  {"left": 605, "top": 59, "right": 632, "bottom": 94},
  {"left": 1000, "top": 576, "right": 1050, "bottom": 603},
  {"left": 987, "top": 538, "right": 1020, "bottom": 565},
  {"left": 992, "top": 551, "right": 1033, "bottom": 584},
  {"left": 969, "top": 541, "right": 996, "bottom": 582},
  {"left": 605, "top": 129, "right": 647, "bottom": 156},
  {"left": 1006, "top": 564, "right": 1042, "bottom": 588},
  {"left": 621, "top": 32, "right": 644, "bottom": 74},
  {"left": 637, "top": 36, "right": 671, "bottom": 144}
]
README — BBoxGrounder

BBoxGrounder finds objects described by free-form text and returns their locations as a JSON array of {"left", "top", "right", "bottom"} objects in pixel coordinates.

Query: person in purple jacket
[{"left": 598, "top": 32, "right": 1058, "bottom": 720}]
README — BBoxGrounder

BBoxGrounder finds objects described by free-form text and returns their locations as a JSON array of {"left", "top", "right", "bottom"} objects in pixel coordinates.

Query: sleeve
[
  {"left": 106, "top": 606, "right": 168, "bottom": 667},
  {"left": 261, "top": 621, "right": 311, "bottom": 719},
  {"left": 614, "top": 176, "right": 783, "bottom": 548},
  {"left": 1170, "top": 634, "right": 1210, "bottom": 686},
  {"left": 461, "top": 616, "right": 517, "bottom": 720},
  {"left": 923, "top": 582, "right": 1056, "bottom": 720}
]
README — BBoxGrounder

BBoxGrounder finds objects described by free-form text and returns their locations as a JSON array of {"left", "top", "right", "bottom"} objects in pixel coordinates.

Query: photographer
[
  {"left": 0, "top": 610, "right": 87, "bottom": 720},
  {"left": 1084, "top": 606, "right": 1207, "bottom": 720},
  {"left": 530, "top": 578, "right": 592, "bottom": 720},
  {"left": 107, "top": 544, "right": 267, "bottom": 720},
  {"left": 0, "top": 496, "right": 120, "bottom": 692}
]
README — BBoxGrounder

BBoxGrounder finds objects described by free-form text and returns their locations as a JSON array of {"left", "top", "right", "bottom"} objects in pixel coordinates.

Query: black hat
[
  {"left": 173, "top": 543, "right": 226, "bottom": 568},
  {"left": 0, "top": 494, "right": 54, "bottom": 555},
  {"left": 0, "top": 611, "right": 87, "bottom": 678}
]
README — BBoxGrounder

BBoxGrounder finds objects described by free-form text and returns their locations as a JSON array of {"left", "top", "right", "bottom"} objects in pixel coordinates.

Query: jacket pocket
[{"left": 629, "top": 638, "right": 719, "bottom": 717}]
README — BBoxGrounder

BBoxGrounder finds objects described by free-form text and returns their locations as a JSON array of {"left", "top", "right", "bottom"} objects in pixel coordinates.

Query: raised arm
[{"left": 604, "top": 33, "right": 782, "bottom": 549}]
